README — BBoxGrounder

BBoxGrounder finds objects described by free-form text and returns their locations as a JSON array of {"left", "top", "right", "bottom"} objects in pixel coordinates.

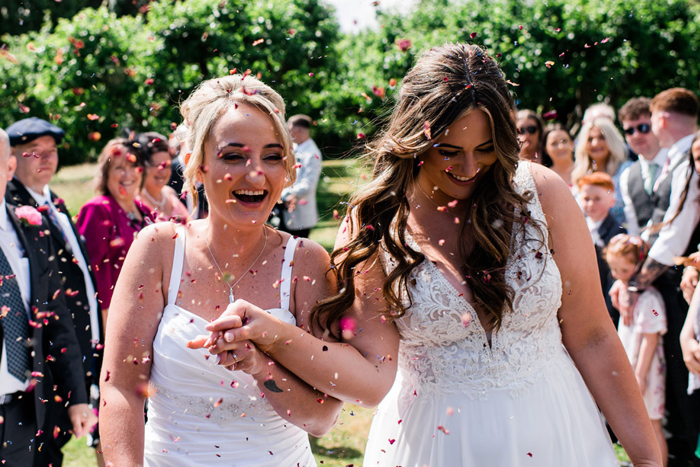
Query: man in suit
[
  {"left": 618, "top": 97, "right": 670, "bottom": 243},
  {"left": 0, "top": 128, "right": 96, "bottom": 465},
  {"left": 4, "top": 117, "right": 101, "bottom": 465},
  {"left": 279, "top": 115, "right": 323, "bottom": 239}
]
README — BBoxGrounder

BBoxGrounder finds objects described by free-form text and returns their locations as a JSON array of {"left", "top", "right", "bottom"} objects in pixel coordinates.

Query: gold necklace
[{"left": 205, "top": 226, "right": 268, "bottom": 303}]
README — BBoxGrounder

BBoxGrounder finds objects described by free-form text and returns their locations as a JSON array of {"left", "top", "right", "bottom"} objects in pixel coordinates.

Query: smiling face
[
  {"left": 622, "top": 115, "right": 660, "bottom": 160},
  {"left": 516, "top": 117, "right": 541, "bottom": 158},
  {"left": 144, "top": 151, "right": 172, "bottom": 193},
  {"left": 416, "top": 109, "right": 498, "bottom": 206},
  {"left": 106, "top": 150, "right": 143, "bottom": 203},
  {"left": 545, "top": 129, "right": 574, "bottom": 163},
  {"left": 578, "top": 183, "right": 616, "bottom": 223},
  {"left": 585, "top": 126, "right": 610, "bottom": 168},
  {"left": 202, "top": 103, "right": 287, "bottom": 227},
  {"left": 12, "top": 135, "right": 59, "bottom": 192}
]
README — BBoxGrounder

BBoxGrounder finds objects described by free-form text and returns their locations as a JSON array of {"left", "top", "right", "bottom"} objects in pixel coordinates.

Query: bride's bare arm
[
  {"left": 99, "top": 223, "right": 174, "bottom": 465},
  {"left": 532, "top": 164, "right": 662, "bottom": 466},
  {"left": 199, "top": 229, "right": 401, "bottom": 408}
]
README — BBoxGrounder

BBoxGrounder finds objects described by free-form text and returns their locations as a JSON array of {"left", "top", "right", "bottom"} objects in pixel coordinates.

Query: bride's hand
[
  {"left": 206, "top": 299, "right": 283, "bottom": 352},
  {"left": 211, "top": 338, "right": 267, "bottom": 375}
]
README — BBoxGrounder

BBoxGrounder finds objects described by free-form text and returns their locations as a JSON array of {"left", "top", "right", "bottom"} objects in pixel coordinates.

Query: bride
[
  {"left": 98, "top": 74, "right": 346, "bottom": 466},
  {"left": 201, "top": 43, "right": 662, "bottom": 466}
]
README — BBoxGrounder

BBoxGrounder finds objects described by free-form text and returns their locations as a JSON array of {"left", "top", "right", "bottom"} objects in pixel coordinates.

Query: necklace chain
[
  {"left": 142, "top": 188, "right": 166, "bottom": 209},
  {"left": 415, "top": 182, "right": 459, "bottom": 216},
  {"left": 205, "top": 226, "right": 268, "bottom": 303}
]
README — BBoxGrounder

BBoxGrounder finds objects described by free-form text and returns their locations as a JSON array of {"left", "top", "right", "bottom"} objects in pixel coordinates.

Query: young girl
[{"left": 605, "top": 234, "right": 668, "bottom": 464}]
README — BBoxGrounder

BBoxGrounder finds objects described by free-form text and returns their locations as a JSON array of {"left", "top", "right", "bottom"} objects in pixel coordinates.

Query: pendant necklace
[
  {"left": 142, "top": 188, "right": 166, "bottom": 210},
  {"left": 205, "top": 225, "right": 269, "bottom": 303}
]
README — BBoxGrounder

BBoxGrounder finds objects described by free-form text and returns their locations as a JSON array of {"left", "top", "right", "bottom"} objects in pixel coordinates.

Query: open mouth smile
[{"left": 233, "top": 189, "right": 268, "bottom": 204}]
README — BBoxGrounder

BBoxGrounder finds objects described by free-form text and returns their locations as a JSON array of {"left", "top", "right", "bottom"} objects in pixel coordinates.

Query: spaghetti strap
[
  {"left": 279, "top": 235, "right": 299, "bottom": 310},
  {"left": 167, "top": 225, "right": 186, "bottom": 306}
]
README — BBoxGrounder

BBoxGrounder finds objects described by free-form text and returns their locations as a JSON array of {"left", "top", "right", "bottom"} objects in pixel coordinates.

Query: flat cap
[{"left": 6, "top": 117, "right": 65, "bottom": 146}]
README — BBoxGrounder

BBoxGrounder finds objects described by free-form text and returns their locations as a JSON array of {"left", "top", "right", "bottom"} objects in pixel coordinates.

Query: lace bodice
[{"left": 383, "top": 162, "right": 567, "bottom": 400}]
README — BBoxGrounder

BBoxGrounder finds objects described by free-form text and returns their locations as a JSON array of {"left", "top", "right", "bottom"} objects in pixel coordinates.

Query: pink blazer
[{"left": 76, "top": 195, "right": 154, "bottom": 310}]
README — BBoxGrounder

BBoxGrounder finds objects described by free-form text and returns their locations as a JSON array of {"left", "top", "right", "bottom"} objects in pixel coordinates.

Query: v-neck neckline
[{"left": 404, "top": 231, "right": 495, "bottom": 349}]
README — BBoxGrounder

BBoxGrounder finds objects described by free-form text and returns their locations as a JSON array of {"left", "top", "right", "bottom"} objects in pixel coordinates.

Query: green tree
[
  {"left": 0, "top": 0, "right": 340, "bottom": 165},
  {"left": 325, "top": 0, "right": 700, "bottom": 146}
]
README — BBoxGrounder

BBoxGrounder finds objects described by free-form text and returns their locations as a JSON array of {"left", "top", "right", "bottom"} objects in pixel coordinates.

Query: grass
[{"left": 57, "top": 159, "right": 632, "bottom": 465}]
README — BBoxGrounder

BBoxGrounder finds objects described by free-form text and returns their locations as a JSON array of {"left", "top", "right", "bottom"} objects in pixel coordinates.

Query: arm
[
  {"left": 98, "top": 223, "right": 170, "bottom": 465},
  {"left": 209, "top": 336, "right": 343, "bottom": 436},
  {"left": 199, "top": 231, "right": 401, "bottom": 408},
  {"left": 532, "top": 164, "right": 661, "bottom": 466},
  {"left": 681, "top": 285, "right": 700, "bottom": 375},
  {"left": 635, "top": 333, "right": 659, "bottom": 395}
]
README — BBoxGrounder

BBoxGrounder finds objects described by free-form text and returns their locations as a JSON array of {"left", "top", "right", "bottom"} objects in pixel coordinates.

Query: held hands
[
  {"left": 609, "top": 280, "right": 638, "bottom": 326},
  {"left": 67, "top": 403, "right": 98, "bottom": 439},
  {"left": 187, "top": 299, "right": 282, "bottom": 373}
]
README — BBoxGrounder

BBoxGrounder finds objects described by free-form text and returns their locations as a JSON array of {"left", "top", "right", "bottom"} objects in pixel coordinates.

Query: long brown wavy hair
[{"left": 311, "top": 43, "right": 543, "bottom": 338}]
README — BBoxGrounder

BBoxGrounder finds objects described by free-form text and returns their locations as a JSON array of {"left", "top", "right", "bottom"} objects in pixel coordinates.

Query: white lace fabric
[{"left": 383, "top": 162, "right": 565, "bottom": 401}]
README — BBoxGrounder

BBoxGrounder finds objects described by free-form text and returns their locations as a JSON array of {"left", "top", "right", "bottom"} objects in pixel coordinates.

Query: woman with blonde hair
[
  {"left": 573, "top": 117, "right": 632, "bottom": 224},
  {"left": 202, "top": 43, "right": 662, "bottom": 466},
  {"left": 98, "top": 74, "right": 347, "bottom": 466}
]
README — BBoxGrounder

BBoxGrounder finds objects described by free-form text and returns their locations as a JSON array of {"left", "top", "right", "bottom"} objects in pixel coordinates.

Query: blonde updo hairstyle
[{"left": 179, "top": 74, "right": 296, "bottom": 208}]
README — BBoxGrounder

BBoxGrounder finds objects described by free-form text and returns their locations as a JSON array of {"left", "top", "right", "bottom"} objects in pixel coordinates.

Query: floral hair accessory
[{"left": 15, "top": 205, "right": 42, "bottom": 227}]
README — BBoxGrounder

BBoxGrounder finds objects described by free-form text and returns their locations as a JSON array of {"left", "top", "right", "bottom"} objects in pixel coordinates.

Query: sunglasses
[
  {"left": 517, "top": 125, "right": 538, "bottom": 135},
  {"left": 623, "top": 123, "right": 651, "bottom": 136}
]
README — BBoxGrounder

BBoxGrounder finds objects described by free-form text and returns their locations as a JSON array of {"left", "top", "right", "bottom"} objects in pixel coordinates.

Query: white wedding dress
[
  {"left": 364, "top": 162, "right": 619, "bottom": 466},
  {"left": 144, "top": 228, "right": 316, "bottom": 466}
]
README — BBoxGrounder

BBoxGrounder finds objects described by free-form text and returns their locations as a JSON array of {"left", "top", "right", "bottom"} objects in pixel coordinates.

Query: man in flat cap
[
  {"left": 0, "top": 127, "right": 96, "bottom": 466},
  {"left": 5, "top": 117, "right": 102, "bottom": 465}
]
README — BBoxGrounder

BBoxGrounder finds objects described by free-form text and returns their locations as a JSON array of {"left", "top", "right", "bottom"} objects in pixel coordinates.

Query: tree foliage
[
  {"left": 0, "top": 0, "right": 339, "bottom": 165},
  {"left": 1, "top": 0, "right": 699, "bottom": 165}
]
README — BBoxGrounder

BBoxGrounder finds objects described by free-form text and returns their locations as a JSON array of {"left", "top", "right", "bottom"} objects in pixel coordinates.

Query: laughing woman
[
  {"left": 98, "top": 75, "right": 344, "bottom": 466},
  {"left": 76, "top": 139, "right": 154, "bottom": 331}
]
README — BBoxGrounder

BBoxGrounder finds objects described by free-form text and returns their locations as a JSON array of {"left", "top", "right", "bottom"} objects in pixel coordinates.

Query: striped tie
[{"left": 0, "top": 246, "right": 31, "bottom": 381}]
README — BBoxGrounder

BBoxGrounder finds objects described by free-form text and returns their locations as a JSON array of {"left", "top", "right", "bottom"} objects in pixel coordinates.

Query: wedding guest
[
  {"left": 578, "top": 172, "right": 626, "bottom": 326},
  {"left": 205, "top": 43, "right": 661, "bottom": 466},
  {"left": 4, "top": 117, "right": 102, "bottom": 465},
  {"left": 605, "top": 234, "right": 668, "bottom": 465},
  {"left": 613, "top": 90, "right": 700, "bottom": 464},
  {"left": 137, "top": 132, "right": 189, "bottom": 222},
  {"left": 99, "top": 74, "right": 345, "bottom": 466},
  {"left": 0, "top": 128, "right": 96, "bottom": 465},
  {"left": 572, "top": 117, "right": 631, "bottom": 225},
  {"left": 278, "top": 114, "right": 323, "bottom": 238},
  {"left": 516, "top": 109, "right": 544, "bottom": 163},
  {"left": 617, "top": 98, "right": 670, "bottom": 240},
  {"left": 541, "top": 123, "right": 575, "bottom": 187},
  {"left": 76, "top": 139, "right": 154, "bottom": 331}
]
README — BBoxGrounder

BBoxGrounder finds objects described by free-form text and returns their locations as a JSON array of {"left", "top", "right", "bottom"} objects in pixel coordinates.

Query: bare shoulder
[
  {"left": 126, "top": 220, "right": 181, "bottom": 273},
  {"left": 527, "top": 162, "right": 578, "bottom": 228},
  {"left": 291, "top": 237, "right": 331, "bottom": 276}
]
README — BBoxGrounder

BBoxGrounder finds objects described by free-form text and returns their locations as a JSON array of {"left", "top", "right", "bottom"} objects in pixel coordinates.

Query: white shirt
[
  {"left": 619, "top": 148, "right": 669, "bottom": 238},
  {"left": 0, "top": 200, "right": 32, "bottom": 394},
  {"left": 586, "top": 217, "right": 605, "bottom": 248},
  {"left": 648, "top": 135, "right": 700, "bottom": 266},
  {"left": 27, "top": 185, "right": 100, "bottom": 344}
]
